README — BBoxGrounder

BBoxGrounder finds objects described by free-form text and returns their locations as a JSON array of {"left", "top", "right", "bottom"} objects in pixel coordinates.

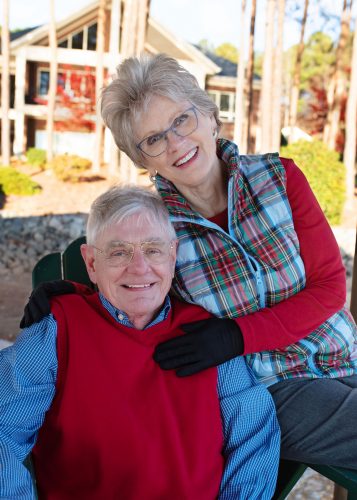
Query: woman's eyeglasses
[{"left": 136, "top": 107, "right": 198, "bottom": 157}]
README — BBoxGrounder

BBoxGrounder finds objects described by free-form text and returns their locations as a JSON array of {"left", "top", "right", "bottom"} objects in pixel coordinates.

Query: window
[
  {"left": 37, "top": 67, "right": 96, "bottom": 107},
  {"left": 38, "top": 70, "right": 65, "bottom": 96},
  {"left": 72, "top": 30, "right": 84, "bottom": 50},
  {"left": 208, "top": 90, "right": 236, "bottom": 122},
  {"left": 220, "top": 94, "right": 230, "bottom": 112},
  {"left": 87, "top": 23, "right": 97, "bottom": 50},
  {"left": 57, "top": 23, "right": 97, "bottom": 50},
  {"left": 39, "top": 71, "right": 50, "bottom": 96}
]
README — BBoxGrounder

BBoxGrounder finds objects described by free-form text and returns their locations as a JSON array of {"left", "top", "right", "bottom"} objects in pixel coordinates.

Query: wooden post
[
  {"left": 350, "top": 228, "right": 357, "bottom": 323},
  {"left": 1, "top": 0, "right": 11, "bottom": 165},
  {"left": 13, "top": 49, "right": 26, "bottom": 157}
]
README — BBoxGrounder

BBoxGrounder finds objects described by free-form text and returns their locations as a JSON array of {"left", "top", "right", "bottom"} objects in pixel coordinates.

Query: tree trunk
[
  {"left": 323, "top": 0, "right": 352, "bottom": 150},
  {"left": 108, "top": 0, "right": 122, "bottom": 176},
  {"left": 246, "top": 0, "right": 257, "bottom": 154},
  {"left": 1, "top": 0, "right": 11, "bottom": 165},
  {"left": 121, "top": 0, "right": 136, "bottom": 58},
  {"left": 259, "top": 0, "right": 275, "bottom": 153},
  {"left": 93, "top": 0, "right": 106, "bottom": 173},
  {"left": 323, "top": 74, "right": 337, "bottom": 144},
  {"left": 136, "top": 0, "right": 151, "bottom": 55},
  {"left": 233, "top": 0, "right": 247, "bottom": 152},
  {"left": 119, "top": 0, "right": 136, "bottom": 181},
  {"left": 288, "top": 0, "right": 309, "bottom": 144},
  {"left": 119, "top": 0, "right": 151, "bottom": 182},
  {"left": 343, "top": 23, "right": 357, "bottom": 219},
  {"left": 46, "top": 0, "right": 57, "bottom": 163},
  {"left": 271, "top": 0, "right": 285, "bottom": 152}
]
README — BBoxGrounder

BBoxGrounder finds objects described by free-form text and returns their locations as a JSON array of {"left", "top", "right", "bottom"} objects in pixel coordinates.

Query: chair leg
[{"left": 333, "top": 484, "right": 348, "bottom": 500}]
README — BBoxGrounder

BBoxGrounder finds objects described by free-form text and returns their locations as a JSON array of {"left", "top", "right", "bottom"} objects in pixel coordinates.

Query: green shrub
[
  {"left": 26, "top": 148, "right": 47, "bottom": 169},
  {"left": 50, "top": 154, "right": 92, "bottom": 182},
  {"left": 280, "top": 140, "right": 345, "bottom": 225},
  {"left": 0, "top": 166, "right": 42, "bottom": 195}
]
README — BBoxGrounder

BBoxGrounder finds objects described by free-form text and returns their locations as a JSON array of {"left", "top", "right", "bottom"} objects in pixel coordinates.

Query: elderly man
[{"left": 0, "top": 186, "right": 279, "bottom": 500}]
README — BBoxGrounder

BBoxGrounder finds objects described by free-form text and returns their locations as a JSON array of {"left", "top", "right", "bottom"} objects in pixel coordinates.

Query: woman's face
[{"left": 134, "top": 95, "right": 220, "bottom": 190}]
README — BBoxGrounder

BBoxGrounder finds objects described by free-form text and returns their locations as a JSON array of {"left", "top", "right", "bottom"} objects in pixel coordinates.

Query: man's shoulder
[
  {"left": 169, "top": 295, "right": 211, "bottom": 322},
  {"left": 50, "top": 292, "right": 101, "bottom": 316}
]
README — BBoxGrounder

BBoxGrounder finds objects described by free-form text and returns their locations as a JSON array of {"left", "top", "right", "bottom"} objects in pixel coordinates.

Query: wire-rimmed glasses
[
  {"left": 136, "top": 107, "right": 198, "bottom": 157},
  {"left": 92, "top": 240, "right": 175, "bottom": 267}
]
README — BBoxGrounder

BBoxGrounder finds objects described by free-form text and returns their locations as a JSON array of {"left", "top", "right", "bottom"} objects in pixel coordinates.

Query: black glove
[
  {"left": 153, "top": 318, "right": 244, "bottom": 377},
  {"left": 20, "top": 280, "right": 76, "bottom": 329}
]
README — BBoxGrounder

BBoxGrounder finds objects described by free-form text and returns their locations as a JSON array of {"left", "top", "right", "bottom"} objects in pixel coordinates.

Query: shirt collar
[
  {"left": 155, "top": 138, "right": 240, "bottom": 192},
  {"left": 215, "top": 138, "right": 240, "bottom": 177},
  {"left": 99, "top": 293, "right": 171, "bottom": 330}
]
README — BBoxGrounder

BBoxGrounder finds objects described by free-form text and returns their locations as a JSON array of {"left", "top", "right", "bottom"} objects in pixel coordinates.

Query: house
[
  {"left": 3, "top": 0, "right": 220, "bottom": 162},
  {"left": 201, "top": 50, "right": 261, "bottom": 143}
]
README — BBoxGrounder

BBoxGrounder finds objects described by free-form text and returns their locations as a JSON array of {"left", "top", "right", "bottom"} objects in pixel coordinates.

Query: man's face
[{"left": 81, "top": 213, "right": 177, "bottom": 330}]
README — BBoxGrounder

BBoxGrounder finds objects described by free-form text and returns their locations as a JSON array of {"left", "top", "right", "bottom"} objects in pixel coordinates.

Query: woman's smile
[{"left": 173, "top": 146, "right": 199, "bottom": 168}]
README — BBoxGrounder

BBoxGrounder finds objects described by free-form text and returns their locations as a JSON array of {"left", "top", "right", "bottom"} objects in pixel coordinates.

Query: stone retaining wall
[
  {"left": 0, "top": 214, "right": 354, "bottom": 288},
  {"left": 0, "top": 214, "right": 87, "bottom": 279}
]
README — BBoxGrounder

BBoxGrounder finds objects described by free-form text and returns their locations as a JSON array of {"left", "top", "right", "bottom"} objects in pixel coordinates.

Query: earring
[
  {"left": 149, "top": 170, "right": 158, "bottom": 183},
  {"left": 213, "top": 129, "right": 218, "bottom": 139}
]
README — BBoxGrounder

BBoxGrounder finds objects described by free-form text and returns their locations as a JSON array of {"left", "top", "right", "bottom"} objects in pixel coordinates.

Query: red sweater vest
[{"left": 32, "top": 294, "right": 224, "bottom": 499}]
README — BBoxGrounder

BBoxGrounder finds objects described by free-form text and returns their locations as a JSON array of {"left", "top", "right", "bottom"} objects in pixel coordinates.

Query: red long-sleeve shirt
[{"left": 211, "top": 158, "right": 346, "bottom": 354}]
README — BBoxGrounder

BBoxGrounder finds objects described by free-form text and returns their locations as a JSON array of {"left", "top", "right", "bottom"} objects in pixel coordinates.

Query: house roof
[
  {"left": 9, "top": 0, "right": 220, "bottom": 76},
  {"left": 10, "top": 27, "right": 38, "bottom": 42},
  {"left": 197, "top": 49, "right": 238, "bottom": 77},
  {"left": 10, "top": 0, "right": 100, "bottom": 50},
  {"left": 198, "top": 47, "right": 261, "bottom": 81},
  {"left": 146, "top": 18, "right": 219, "bottom": 75}
]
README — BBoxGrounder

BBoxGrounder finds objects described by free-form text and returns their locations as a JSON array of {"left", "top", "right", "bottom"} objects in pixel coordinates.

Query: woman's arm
[
  {"left": 0, "top": 317, "right": 57, "bottom": 498},
  {"left": 239, "top": 157, "right": 346, "bottom": 353},
  {"left": 154, "top": 158, "right": 347, "bottom": 371}
]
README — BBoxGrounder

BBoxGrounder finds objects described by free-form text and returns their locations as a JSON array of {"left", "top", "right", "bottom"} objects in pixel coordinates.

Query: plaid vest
[{"left": 156, "top": 139, "right": 357, "bottom": 385}]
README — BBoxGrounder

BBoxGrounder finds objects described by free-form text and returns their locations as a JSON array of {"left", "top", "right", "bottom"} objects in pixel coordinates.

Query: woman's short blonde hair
[{"left": 101, "top": 53, "right": 221, "bottom": 167}]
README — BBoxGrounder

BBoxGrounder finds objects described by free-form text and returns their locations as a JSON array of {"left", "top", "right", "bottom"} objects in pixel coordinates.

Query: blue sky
[{"left": 6, "top": 0, "right": 356, "bottom": 53}]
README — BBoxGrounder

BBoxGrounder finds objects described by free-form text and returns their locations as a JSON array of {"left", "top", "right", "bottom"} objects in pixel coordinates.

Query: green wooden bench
[
  {"left": 32, "top": 235, "right": 357, "bottom": 499},
  {"left": 32, "top": 236, "right": 92, "bottom": 289}
]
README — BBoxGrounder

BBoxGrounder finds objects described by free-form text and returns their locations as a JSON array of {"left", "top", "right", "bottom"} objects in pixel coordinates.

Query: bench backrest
[{"left": 32, "top": 236, "right": 93, "bottom": 288}]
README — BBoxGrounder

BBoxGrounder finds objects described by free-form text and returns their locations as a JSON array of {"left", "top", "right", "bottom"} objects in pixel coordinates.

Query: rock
[
  {"left": 48, "top": 217, "right": 63, "bottom": 230},
  {"left": 0, "top": 214, "right": 87, "bottom": 276},
  {"left": 34, "top": 232, "right": 44, "bottom": 242}
]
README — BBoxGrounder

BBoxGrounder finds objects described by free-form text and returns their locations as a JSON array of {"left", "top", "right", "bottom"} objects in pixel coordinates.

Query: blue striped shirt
[{"left": 0, "top": 295, "right": 280, "bottom": 499}]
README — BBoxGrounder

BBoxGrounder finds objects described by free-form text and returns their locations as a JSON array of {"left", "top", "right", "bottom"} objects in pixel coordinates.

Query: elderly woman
[
  {"left": 99, "top": 54, "right": 357, "bottom": 469},
  {"left": 1, "top": 186, "right": 279, "bottom": 499},
  {"left": 22, "top": 53, "right": 357, "bottom": 468}
]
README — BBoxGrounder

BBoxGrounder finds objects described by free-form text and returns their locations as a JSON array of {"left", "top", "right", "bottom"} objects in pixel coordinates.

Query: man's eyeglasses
[
  {"left": 92, "top": 240, "right": 175, "bottom": 267},
  {"left": 136, "top": 107, "right": 198, "bottom": 157}
]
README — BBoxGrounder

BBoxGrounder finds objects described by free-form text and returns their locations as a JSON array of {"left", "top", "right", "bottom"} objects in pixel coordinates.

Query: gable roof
[
  {"left": 10, "top": 0, "right": 99, "bottom": 50},
  {"left": 195, "top": 48, "right": 237, "bottom": 77},
  {"left": 198, "top": 48, "right": 261, "bottom": 81},
  {"left": 146, "top": 18, "right": 219, "bottom": 74},
  {"left": 10, "top": 27, "right": 38, "bottom": 42},
  {"left": 9, "top": 0, "right": 220, "bottom": 76}
]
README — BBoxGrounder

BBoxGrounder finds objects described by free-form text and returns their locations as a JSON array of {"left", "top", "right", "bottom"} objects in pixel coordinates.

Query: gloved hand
[
  {"left": 153, "top": 318, "right": 244, "bottom": 377},
  {"left": 20, "top": 280, "right": 76, "bottom": 329}
]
